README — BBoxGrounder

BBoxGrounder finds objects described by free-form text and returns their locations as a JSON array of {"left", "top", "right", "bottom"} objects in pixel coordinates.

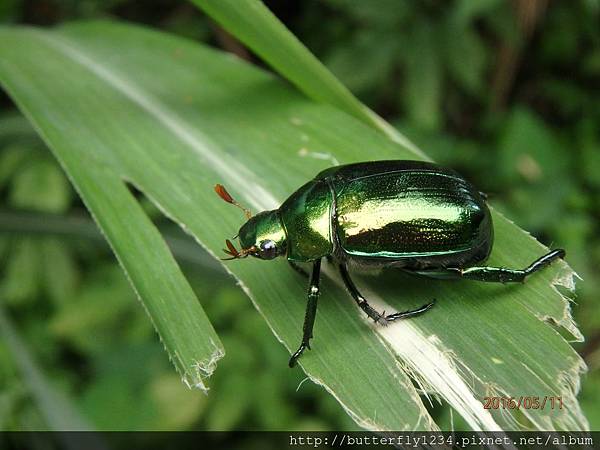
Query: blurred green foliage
[{"left": 0, "top": 0, "right": 599, "bottom": 434}]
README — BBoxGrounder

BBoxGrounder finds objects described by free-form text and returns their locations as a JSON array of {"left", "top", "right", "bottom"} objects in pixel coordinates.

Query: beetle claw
[{"left": 374, "top": 312, "right": 389, "bottom": 326}]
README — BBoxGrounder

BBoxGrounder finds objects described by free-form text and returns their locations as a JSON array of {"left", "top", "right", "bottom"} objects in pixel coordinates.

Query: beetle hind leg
[
  {"left": 446, "top": 249, "right": 565, "bottom": 283},
  {"left": 339, "top": 264, "right": 434, "bottom": 325}
]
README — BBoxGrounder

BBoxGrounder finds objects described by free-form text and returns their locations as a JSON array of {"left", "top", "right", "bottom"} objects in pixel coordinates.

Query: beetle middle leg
[
  {"left": 445, "top": 249, "right": 565, "bottom": 283},
  {"left": 289, "top": 258, "right": 322, "bottom": 368},
  {"left": 339, "top": 264, "right": 435, "bottom": 325}
]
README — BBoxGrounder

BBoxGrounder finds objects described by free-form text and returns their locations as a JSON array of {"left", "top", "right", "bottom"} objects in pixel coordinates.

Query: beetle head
[
  {"left": 236, "top": 211, "right": 286, "bottom": 260},
  {"left": 215, "top": 184, "right": 286, "bottom": 260}
]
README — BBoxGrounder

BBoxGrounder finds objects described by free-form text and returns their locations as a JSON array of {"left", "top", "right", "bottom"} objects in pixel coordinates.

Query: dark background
[{"left": 1, "top": 0, "right": 599, "bottom": 433}]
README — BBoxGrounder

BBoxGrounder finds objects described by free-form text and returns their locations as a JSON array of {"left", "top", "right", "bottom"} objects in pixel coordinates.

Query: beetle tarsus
[
  {"left": 289, "top": 343, "right": 310, "bottom": 368},
  {"left": 383, "top": 300, "right": 436, "bottom": 323},
  {"left": 528, "top": 249, "right": 565, "bottom": 271}
]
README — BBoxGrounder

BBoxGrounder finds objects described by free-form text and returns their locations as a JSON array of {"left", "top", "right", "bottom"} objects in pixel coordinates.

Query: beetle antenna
[
  {"left": 221, "top": 239, "right": 240, "bottom": 260},
  {"left": 214, "top": 184, "right": 252, "bottom": 220},
  {"left": 220, "top": 239, "right": 257, "bottom": 260}
]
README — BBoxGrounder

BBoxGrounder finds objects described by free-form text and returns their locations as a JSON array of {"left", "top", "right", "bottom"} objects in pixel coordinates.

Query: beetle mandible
[{"left": 215, "top": 160, "right": 565, "bottom": 368}]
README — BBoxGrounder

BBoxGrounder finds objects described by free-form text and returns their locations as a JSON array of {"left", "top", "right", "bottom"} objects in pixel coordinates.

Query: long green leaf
[{"left": 0, "top": 21, "right": 586, "bottom": 430}]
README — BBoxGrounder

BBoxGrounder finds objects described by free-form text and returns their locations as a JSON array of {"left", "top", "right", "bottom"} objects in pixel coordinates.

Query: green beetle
[{"left": 215, "top": 160, "right": 565, "bottom": 368}]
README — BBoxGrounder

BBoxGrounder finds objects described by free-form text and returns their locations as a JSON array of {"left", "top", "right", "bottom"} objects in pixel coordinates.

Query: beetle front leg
[
  {"left": 339, "top": 264, "right": 434, "bottom": 325},
  {"left": 446, "top": 249, "right": 565, "bottom": 283},
  {"left": 289, "top": 258, "right": 322, "bottom": 368}
]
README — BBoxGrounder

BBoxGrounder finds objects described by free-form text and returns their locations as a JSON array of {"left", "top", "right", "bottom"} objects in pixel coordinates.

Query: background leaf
[{"left": 190, "top": 0, "right": 424, "bottom": 155}]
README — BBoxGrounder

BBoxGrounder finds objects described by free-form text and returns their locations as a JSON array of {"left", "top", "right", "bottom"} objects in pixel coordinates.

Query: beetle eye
[{"left": 258, "top": 240, "right": 278, "bottom": 260}]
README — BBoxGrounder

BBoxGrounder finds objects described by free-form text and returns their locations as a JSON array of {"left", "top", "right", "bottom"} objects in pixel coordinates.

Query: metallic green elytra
[{"left": 215, "top": 160, "right": 565, "bottom": 368}]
